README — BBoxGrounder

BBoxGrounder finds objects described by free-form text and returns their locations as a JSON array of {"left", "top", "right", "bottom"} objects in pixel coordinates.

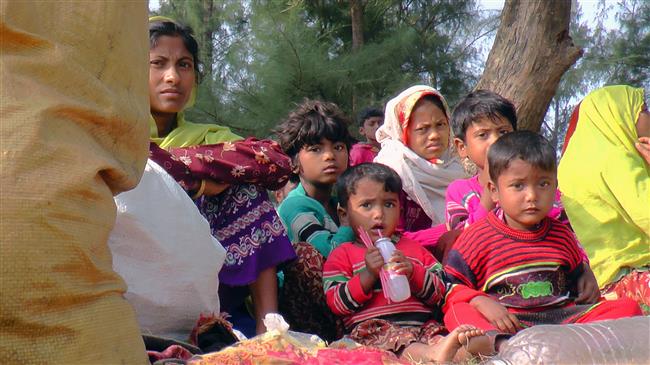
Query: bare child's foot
[
  {"left": 430, "top": 324, "right": 485, "bottom": 363},
  {"left": 460, "top": 327, "right": 498, "bottom": 359}
]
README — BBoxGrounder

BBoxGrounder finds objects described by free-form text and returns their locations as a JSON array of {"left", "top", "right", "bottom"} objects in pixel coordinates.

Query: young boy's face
[
  {"left": 297, "top": 138, "right": 348, "bottom": 186},
  {"left": 359, "top": 116, "right": 383, "bottom": 143},
  {"left": 488, "top": 159, "right": 556, "bottom": 231},
  {"left": 455, "top": 116, "right": 514, "bottom": 170},
  {"left": 407, "top": 100, "right": 450, "bottom": 160},
  {"left": 339, "top": 177, "right": 400, "bottom": 243}
]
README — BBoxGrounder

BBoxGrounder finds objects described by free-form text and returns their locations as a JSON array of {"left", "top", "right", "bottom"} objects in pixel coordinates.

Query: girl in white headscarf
[{"left": 374, "top": 85, "right": 467, "bottom": 240}]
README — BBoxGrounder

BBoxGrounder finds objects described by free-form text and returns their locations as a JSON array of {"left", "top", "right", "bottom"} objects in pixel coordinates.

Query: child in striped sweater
[
  {"left": 323, "top": 163, "right": 490, "bottom": 363},
  {"left": 445, "top": 131, "right": 642, "bottom": 354},
  {"left": 445, "top": 90, "right": 599, "bottom": 303},
  {"left": 444, "top": 90, "right": 571, "bottom": 230}
]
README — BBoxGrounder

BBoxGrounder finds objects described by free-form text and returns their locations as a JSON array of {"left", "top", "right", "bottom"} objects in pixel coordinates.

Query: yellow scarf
[
  {"left": 558, "top": 85, "right": 649, "bottom": 287},
  {"left": 149, "top": 113, "right": 242, "bottom": 148}
]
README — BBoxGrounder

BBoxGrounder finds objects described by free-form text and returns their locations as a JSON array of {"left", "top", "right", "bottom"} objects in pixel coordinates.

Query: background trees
[
  {"left": 151, "top": 0, "right": 648, "bottom": 148},
  {"left": 153, "top": 0, "right": 498, "bottom": 136},
  {"left": 542, "top": 0, "right": 649, "bottom": 153}
]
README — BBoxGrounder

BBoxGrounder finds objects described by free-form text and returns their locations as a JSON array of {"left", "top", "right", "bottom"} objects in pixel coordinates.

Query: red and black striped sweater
[
  {"left": 445, "top": 211, "right": 584, "bottom": 309},
  {"left": 323, "top": 236, "right": 482, "bottom": 330}
]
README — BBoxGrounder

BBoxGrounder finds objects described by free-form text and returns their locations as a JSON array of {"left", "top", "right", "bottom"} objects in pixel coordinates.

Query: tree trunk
[
  {"left": 202, "top": 0, "right": 214, "bottom": 74},
  {"left": 475, "top": 0, "right": 583, "bottom": 132},
  {"left": 350, "top": 0, "right": 364, "bottom": 117},
  {"left": 350, "top": 0, "right": 364, "bottom": 52}
]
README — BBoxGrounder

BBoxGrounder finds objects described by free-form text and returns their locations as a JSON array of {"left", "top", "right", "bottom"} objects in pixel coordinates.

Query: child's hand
[
  {"left": 635, "top": 137, "right": 650, "bottom": 164},
  {"left": 390, "top": 249, "right": 413, "bottom": 279},
  {"left": 575, "top": 263, "right": 600, "bottom": 304},
  {"left": 470, "top": 295, "right": 522, "bottom": 334},
  {"left": 364, "top": 246, "right": 384, "bottom": 278}
]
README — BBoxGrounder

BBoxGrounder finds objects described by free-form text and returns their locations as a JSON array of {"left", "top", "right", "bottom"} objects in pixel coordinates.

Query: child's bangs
[{"left": 301, "top": 116, "right": 351, "bottom": 147}]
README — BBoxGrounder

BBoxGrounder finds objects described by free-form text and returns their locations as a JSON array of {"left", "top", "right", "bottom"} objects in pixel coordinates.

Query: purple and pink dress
[{"left": 149, "top": 135, "right": 296, "bottom": 312}]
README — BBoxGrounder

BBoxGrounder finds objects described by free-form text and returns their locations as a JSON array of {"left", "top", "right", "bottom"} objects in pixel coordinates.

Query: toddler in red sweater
[{"left": 323, "top": 163, "right": 490, "bottom": 363}]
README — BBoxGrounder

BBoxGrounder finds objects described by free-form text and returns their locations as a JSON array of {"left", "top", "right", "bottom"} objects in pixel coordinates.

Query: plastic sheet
[{"left": 485, "top": 316, "right": 650, "bottom": 365}]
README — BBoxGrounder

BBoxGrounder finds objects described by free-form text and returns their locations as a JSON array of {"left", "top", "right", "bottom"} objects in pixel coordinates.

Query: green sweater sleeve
[{"left": 278, "top": 195, "right": 354, "bottom": 257}]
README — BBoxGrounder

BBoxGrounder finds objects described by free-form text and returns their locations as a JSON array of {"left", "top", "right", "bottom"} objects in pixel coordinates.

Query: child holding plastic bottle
[{"left": 323, "top": 163, "right": 490, "bottom": 363}]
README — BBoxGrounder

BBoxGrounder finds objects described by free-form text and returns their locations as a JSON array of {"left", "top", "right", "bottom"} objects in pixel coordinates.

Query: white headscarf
[{"left": 374, "top": 85, "right": 468, "bottom": 225}]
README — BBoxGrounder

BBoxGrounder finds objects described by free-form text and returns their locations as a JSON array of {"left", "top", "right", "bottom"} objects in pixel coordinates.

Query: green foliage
[
  {"left": 544, "top": 0, "right": 649, "bottom": 154},
  {"left": 595, "top": 0, "right": 649, "bottom": 88},
  {"left": 151, "top": 0, "right": 492, "bottom": 137},
  {"left": 150, "top": 1, "right": 641, "bottom": 141}
]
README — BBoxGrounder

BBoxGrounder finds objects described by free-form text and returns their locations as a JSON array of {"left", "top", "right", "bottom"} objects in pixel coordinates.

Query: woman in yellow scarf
[
  {"left": 148, "top": 18, "right": 296, "bottom": 335},
  {"left": 558, "top": 85, "right": 649, "bottom": 312}
]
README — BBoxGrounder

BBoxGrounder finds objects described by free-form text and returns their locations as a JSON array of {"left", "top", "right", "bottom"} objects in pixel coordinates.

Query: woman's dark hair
[
  {"left": 274, "top": 99, "right": 354, "bottom": 159},
  {"left": 451, "top": 90, "right": 517, "bottom": 141},
  {"left": 149, "top": 20, "right": 202, "bottom": 82},
  {"left": 336, "top": 163, "right": 402, "bottom": 208},
  {"left": 488, "top": 130, "right": 556, "bottom": 183},
  {"left": 357, "top": 107, "right": 384, "bottom": 127},
  {"left": 414, "top": 94, "right": 447, "bottom": 119}
]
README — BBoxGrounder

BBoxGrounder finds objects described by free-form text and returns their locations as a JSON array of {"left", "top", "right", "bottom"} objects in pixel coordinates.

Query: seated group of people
[{"left": 120, "top": 17, "right": 649, "bottom": 363}]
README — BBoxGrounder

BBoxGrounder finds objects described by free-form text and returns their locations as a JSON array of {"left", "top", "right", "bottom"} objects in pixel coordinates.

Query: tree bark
[
  {"left": 202, "top": 0, "right": 215, "bottom": 74},
  {"left": 475, "top": 0, "right": 583, "bottom": 132},
  {"left": 350, "top": 0, "right": 364, "bottom": 117},
  {"left": 350, "top": 0, "right": 364, "bottom": 52}
]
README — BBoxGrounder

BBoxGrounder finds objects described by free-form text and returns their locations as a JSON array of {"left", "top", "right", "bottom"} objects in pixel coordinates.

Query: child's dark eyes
[
  {"left": 334, "top": 144, "right": 346, "bottom": 151},
  {"left": 540, "top": 181, "right": 550, "bottom": 187},
  {"left": 179, "top": 61, "right": 193, "bottom": 69},
  {"left": 384, "top": 202, "right": 396, "bottom": 208},
  {"left": 150, "top": 59, "right": 163, "bottom": 67},
  {"left": 360, "top": 202, "right": 371, "bottom": 209},
  {"left": 500, "top": 129, "right": 511, "bottom": 135},
  {"left": 306, "top": 146, "right": 321, "bottom": 152}
]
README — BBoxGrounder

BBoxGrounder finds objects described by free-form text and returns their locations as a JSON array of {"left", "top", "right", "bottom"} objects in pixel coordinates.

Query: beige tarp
[{"left": 1, "top": 1, "right": 150, "bottom": 363}]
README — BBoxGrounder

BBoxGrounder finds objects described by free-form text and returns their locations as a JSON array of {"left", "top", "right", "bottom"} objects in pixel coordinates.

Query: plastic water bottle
[{"left": 374, "top": 237, "right": 411, "bottom": 302}]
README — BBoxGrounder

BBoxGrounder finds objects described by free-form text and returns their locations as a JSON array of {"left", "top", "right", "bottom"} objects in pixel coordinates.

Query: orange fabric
[
  {"left": 1, "top": 1, "right": 150, "bottom": 363},
  {"left": 603, "top": 270, "right": 650, "bottom": 315}
]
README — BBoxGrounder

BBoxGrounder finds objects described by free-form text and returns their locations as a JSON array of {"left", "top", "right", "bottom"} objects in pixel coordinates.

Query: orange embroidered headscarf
[
  {"left": 374, "top": 85, "right": 466, "bottom": 225},
  {"left": 394, "top": 88, "right": 450, "bottom": 154}
]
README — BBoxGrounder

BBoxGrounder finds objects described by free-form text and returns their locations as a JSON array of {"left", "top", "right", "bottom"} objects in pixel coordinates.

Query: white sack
[{"left": 109, "top": 159, "right": 225, "bottom": 341}]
